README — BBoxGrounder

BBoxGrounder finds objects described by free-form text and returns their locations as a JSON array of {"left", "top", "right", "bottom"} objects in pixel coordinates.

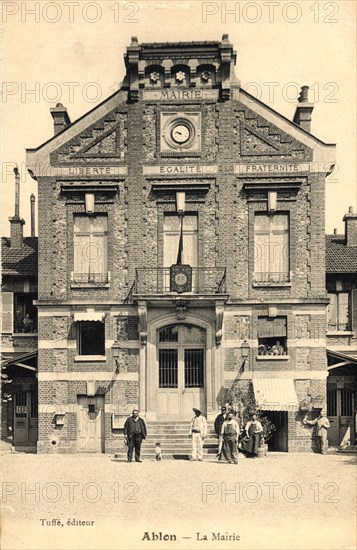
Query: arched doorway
[{"left": 156, "top": 324, "right": 206, "bottom": 420}]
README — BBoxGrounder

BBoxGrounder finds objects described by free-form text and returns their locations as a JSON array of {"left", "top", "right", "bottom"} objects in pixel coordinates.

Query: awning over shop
[
  {"left": 2, "top": 351, "right": 37, "bottom": 371},
  {"left": 73, "top": 312, "right": 105, "bottom": 322},
  {"left": 327, "top": 349, "right": 357, "bottom": 369},
  {"left": 253, "top": 378, "right": 298, "bottom": 411}
]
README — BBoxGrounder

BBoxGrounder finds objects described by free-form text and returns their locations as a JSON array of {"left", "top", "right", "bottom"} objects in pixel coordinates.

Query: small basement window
[
  {"left": 77, "top": 321, "right": 105, "bottom": 356},
  {"left": 257, "top": 317, "right": 287, "bottom": 356}
]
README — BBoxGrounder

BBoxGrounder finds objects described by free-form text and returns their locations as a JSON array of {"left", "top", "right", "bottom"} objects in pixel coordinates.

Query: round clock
[
  {"left": 171, "top": 124, "right": 190, "bottom": 144},
  {"left": 174, "top": 272, "right": 188, "bottom": 286}
]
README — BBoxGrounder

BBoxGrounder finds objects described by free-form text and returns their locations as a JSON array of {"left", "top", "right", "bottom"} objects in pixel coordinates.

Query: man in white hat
[{"left": 189, "top": 408, "right": 207, "bottom": 461}]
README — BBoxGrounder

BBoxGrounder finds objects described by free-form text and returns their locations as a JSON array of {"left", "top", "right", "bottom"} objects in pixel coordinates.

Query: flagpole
[{"left": 176, "top": 212, "right": 184, "bottom": 265}]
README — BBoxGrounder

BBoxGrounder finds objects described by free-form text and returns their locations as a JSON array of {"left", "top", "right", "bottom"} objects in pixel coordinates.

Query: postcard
[{"left": 1, "top": 2, "right": 356, "bottom": 549}]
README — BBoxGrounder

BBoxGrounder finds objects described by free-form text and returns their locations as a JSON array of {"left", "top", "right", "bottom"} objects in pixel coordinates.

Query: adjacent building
[
  {"left": 326, "top": 208, "right": 357, "bottom": 448},
  {"left": 1, "top": 170, "right": 38, "bottom": 451},
  {"left": 2, "top": 36, "right": 339, "bottom": 454}
]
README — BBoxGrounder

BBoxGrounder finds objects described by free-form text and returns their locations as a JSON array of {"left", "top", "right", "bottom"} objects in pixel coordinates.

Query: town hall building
[{"left": 12, "top": 36, "right": 338, "bottom": 454}]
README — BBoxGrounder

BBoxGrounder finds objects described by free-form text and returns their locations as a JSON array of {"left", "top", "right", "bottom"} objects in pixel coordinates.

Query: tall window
[
  {"left": 163, "top": 214, "right": 198, "bottom": 267},
  {"left": 327, "top": 293, "right": 350, "bottom": 331},
  {"left": 163, "top": 214, "right": 198, "bottom": 291},
  {"left": 73, "top": 215, "right": 108, "bottom": 284},
  {"left": 254, "top": 213, "right": 289, "bottom": 283}
]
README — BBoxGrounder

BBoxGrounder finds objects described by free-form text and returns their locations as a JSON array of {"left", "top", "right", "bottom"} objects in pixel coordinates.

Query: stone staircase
[
  {"left": 337, "top": 445, "right": 357, "bottom": 454},
  {"left": 113, "top": 421, "right": 219, "bottom": 461}
]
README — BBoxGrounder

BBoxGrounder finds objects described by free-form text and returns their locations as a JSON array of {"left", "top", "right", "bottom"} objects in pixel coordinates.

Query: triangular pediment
[
  {"left": 242, "top": 125, "right": 280, "bottom": 155},
  {"left": 51, "top": 108, "right": 126, "bottom": 164},
  {"left": 237, "top": 105, "right": 307, "bottom": 159},
  {"left": 72, "top": 126, "right": 119, "bottom": 157}
]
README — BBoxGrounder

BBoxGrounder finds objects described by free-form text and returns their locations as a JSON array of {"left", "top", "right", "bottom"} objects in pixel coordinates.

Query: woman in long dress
[{"left": 240, "top": 414, "right": 263, "bottom": 457}]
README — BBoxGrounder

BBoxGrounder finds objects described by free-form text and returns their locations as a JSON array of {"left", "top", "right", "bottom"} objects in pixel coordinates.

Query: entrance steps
[
  {"left": 337, "top": 445, "right": 357, "bottom": 454},
  {"left": 113, "top": 421, "right": 219, "bottom": 461}
]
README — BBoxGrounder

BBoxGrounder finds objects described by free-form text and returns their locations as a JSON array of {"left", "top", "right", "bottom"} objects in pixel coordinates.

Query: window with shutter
[
  {"left": 327, "top": 292, "right": 351, "bottom": 331},
  {"left": 352, "top": 289, "right": 357, "bottom": 332},
  {"left": 1, "top": 292, "right": 13, "bottom": 334}
]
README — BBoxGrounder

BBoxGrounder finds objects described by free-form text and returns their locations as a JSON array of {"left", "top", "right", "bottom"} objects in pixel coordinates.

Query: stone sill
[
  {"left": 326, "top": 331, "right": 353, "bottom": 336},
  {"left": 71, "top": 284, "right": 110, "bottom": 289},
  {"left": 74, "top": 355, "right": 107, "bottom": 362},
  {"left": 252, "top": 283, "right": 292, "bottom": 288},
  {"left": 12, "top": 333, "right": 38, "bottom": 337},
  {"left": 256, "top": 355, "right": 289, "bottom": 361}
]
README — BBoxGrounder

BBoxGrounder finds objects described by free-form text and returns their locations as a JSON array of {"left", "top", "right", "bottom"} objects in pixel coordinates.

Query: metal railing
[
  {"left": 253, "top": 272, "right": 290, "bottom": 284},
  {"left": 134, "top": 267, "right": 227, "bottom": 295},
  {"left": 71, "top": 272, "right": 110, "bottom": 285}
]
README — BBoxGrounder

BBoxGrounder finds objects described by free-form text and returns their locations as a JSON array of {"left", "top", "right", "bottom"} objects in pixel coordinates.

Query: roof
[
  {"left": 1, "top": 351, "right": 37, "bottom": 366},
  {"left": 326, "top": 234, "right": 357, "bottom": 273},
  {"left": 1, "top": 237, "right": 38, "bottom": 277},
  {"left": 327, "top": 350, "right": 357, "bottom": 365}
]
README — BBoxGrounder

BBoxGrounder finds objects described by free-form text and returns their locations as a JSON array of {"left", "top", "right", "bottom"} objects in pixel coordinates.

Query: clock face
[
  {"left": 171, "top": 124, "right": 190, "bottom": 144},
  {"left": 161, "top": 112, "right": 201, "bottom": 153},
  {"left": 174, "top": 272, "right": 188, "bottom": 285}
]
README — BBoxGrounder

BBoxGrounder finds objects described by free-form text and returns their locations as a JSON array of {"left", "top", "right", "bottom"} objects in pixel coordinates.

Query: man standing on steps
[
  {"left": 189, "top": 408, "right": 207, "bottom": 461},
  {"left": 123, "top": 409, "right": 147, "bottom": 463}
]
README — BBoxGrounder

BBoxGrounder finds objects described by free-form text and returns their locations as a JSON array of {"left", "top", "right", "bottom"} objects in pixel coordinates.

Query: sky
[{"left": 1, "top": 0, "right": 356, "bottom": 237}]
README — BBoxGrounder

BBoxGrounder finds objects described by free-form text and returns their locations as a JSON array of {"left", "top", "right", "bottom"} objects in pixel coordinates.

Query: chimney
[
  {"left": 50, "top": 103, "right": 71, "bottom": 135},
  {"left": 343, "top": 206, "right": 357, "bottom": 247},
  {"left": 30, "top": 194, "right": 36, "bottom": 237},
  {"left": 9, "top": 166, "right": 25, "bottom": 248},
  {"left": 293, "top": 86, "right": 314, "bottom": 133}
]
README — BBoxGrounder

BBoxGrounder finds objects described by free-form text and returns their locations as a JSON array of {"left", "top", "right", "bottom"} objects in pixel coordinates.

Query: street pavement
[{"left": 1, "top": 451, "right": 356, "bottom": 550}]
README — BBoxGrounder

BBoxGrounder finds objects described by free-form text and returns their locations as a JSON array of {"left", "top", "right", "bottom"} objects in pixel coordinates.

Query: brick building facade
[{"left": 23, "top": 36, "right": 336, "bottom": 453}]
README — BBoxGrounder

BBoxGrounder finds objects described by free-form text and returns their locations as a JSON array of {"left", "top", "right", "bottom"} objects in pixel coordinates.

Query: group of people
[
  {"left": 122, "top": 407, "right": 331, "bottom": 463},
  {"left": 14, "top": 311, "right": 35, "bottom": 333},
  {"left": 258, "top": 340, "right": 286, "bottom": 356},
  {"left": 214, "top": 406, "right": 264, "bottom": 462}
]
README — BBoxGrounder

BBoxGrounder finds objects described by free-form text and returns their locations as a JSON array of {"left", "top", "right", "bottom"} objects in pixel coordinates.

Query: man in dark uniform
[
  {"left": 123, "top": 409, "right": 147, "bottom": 463},
  {"left": 214, "top": 406, "right": 227, "bottom": 459}
]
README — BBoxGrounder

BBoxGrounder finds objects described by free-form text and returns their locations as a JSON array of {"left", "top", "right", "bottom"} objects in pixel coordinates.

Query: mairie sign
[{"left": 143, "top": 89, "right": 219, "bottom": 101}]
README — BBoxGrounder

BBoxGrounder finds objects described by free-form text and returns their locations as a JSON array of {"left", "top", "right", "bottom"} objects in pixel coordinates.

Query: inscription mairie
[
  {"left": 143, "top": 165, "right": 218, "bottom": 176},
  {"left": 143, "top": 89, "right": 219, "bottom": 101}
]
